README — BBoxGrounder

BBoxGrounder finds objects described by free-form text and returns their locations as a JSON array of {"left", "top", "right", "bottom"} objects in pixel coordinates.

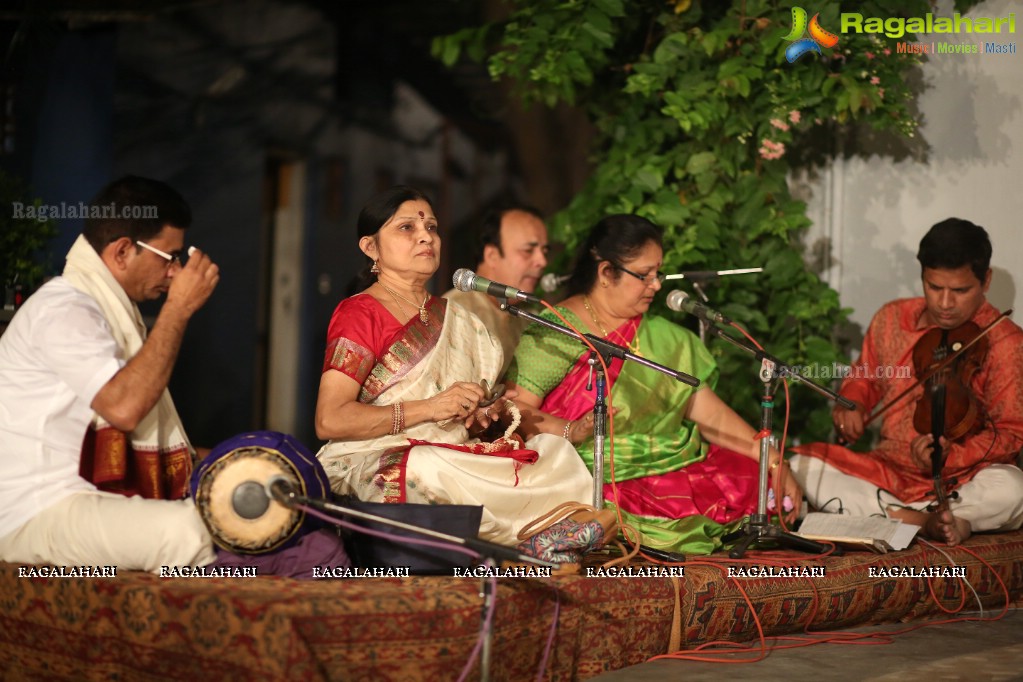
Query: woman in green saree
[{"left": 506, "top": 215, "right": 802, "bottom": 555}]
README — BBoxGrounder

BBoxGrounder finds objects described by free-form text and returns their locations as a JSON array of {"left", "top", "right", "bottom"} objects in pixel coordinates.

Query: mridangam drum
[{"left": 190, "top": 431, "right": 330, "bottom": 554}]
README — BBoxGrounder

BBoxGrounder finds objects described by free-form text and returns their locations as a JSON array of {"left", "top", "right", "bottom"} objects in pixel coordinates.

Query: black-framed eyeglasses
[
  {"left": 615, "top": 264, "right": 665, "bottom": 286},
  {"left": 136, "top": 240, "right": 184, "bottom": 267}
]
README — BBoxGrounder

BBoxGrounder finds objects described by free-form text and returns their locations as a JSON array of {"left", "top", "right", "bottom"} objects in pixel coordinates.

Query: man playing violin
[{"left": 790, "top": 218, "right": 1023, "bottom": 546}]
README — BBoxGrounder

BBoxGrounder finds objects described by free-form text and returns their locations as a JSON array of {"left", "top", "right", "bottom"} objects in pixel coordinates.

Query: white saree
[{"left": 317, "top": 297, "right": 592, "bottom": 546}]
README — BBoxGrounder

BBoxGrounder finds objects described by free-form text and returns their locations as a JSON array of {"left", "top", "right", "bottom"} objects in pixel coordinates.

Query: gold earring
[{"left": 370, "top": 260, "right": 380, "bottom": 274}]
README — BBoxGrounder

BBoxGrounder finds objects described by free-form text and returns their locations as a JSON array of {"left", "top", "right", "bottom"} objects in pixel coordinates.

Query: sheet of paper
[
  {"left": 796, "top": 512, "right": 920, "bottom": 550},
  {"left": 887, "top": 521, "right": 921, "bottom": 551}
]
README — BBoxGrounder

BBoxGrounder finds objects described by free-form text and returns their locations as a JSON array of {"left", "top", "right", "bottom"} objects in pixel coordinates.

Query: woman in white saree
[{"left": 314, "top": 186, "right": 591, "bottom": 546}]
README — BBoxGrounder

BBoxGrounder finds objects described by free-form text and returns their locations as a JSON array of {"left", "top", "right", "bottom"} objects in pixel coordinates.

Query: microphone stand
[
  {"left": 500, "top": 304, "right": 700, "bottom": 510},
  {"left": 587, "top": 356, "right": 608, "bottom": 509},
  {"left": 270, "top": 480, "right": 551, "bottom": 566},
  {"left": 692, "top": 281, "right": 711, "bottom": 345},
  {"left": 270, "top": 482, "right": 553, "bottom": 682},
  {"left": 665, "top": 268, "right": 763, "bottom": 344},
  {"left": 705, "top": 323, "right": 856, "bottom": 558},
  {"left": 479, "top": 558, "right": 496, "bottom": 682}
]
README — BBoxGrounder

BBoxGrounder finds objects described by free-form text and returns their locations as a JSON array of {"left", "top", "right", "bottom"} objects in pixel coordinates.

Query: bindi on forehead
[{"left": 390, "top": 213, "right": 434, "bottom": 223}]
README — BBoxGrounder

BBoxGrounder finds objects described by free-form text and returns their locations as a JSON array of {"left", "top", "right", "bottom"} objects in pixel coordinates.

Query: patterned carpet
[{"left": 2, "top": 530, "right": 1022, "bottom": 681}]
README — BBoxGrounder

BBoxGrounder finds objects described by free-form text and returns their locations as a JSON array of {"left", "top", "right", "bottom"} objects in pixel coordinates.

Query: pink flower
[
  {"left": 870, "top": 76, "right": 881, "bottom": 85},
  {"left": 770, "top": 118, "right": 790, "bottom": 132},
  {"left": 865, "top": 51, "right": 875, "bottom": 60},
  {"left": 759, "top": 138, "right": 786, "bottom": 160},
  {"left": 883, "top": 48, "right": 892, "bottom": 56},
  {"left": 878, "top": 88, "right": 885, "bottom": 99},
  {"left": 788, "top": 110, "right": 801, "bottom": 124}
]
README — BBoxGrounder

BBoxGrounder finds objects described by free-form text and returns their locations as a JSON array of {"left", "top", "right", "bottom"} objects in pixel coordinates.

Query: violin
[
  {"left": 859, "top": 310, "right": 1010, "bottom": 431},
  {"left": 912, "top": 322, "right": 989, "bottom": 508},
  {"left": 911, "top": 321, "right": 987, "bottom": 441}
]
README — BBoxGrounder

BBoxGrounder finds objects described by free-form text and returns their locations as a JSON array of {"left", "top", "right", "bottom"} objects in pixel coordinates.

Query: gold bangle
[
  {"left": 562, "top": 420, "right": 574, "bottom": 440},
  {"left": 390, "top": 402, "right": 405, "bottom": 435}
]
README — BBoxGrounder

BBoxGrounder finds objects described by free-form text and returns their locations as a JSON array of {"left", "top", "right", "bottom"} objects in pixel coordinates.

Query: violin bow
[{"left": 862, "top": 309, "right": 1012, "bottom": 428}]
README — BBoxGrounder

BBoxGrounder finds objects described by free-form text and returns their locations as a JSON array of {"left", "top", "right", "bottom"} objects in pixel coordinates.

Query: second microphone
[{"left": 452, "top": 268, "right": 543, "bottom": 305}]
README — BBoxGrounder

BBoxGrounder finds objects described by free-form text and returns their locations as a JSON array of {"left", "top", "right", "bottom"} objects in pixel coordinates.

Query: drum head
[{"left": 191, "top": 432, "right": 330, "bottom": 555}]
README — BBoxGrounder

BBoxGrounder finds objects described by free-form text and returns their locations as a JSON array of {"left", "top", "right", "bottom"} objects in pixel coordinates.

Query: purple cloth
[{"left": 211, "top": 529, "right": 351, "bottom": 579}]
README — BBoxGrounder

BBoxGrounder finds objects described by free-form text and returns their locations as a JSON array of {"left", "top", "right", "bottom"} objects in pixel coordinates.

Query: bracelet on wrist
[
  {"left": 562, "top": 420, "right": 574, "bottom": 440},
  {"left": 390, "top": 402, "right": 405, "bottom": 435}
]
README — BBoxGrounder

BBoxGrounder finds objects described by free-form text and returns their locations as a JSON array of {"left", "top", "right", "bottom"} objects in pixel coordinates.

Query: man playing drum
[{"left": 0, "top": 176, "right": 219, "bottom": 572}]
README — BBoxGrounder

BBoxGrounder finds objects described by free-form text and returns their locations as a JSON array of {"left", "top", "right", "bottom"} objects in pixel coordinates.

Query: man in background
[{"left": 444, "top": 204, "right": 549, "bottom": 377}]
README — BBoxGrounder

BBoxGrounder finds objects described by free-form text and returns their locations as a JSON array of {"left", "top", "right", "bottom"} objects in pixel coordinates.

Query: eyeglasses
[
  {"left": 615, "top": 264, "right": 665, "bottom": 286},
  {"left": 136, "top": 240, "right": 183, "bottom": 267}
]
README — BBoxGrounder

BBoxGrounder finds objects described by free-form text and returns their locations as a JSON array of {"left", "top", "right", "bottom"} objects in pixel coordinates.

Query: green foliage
[
  {"left": 435, "top": 0, "right": 630, "bottom": 106},
  {"left": 436, "top": 0, "right": 984, "bottom": 442},
  {"left": 0, "top": 170, "right": 58, "bottom": 294}
]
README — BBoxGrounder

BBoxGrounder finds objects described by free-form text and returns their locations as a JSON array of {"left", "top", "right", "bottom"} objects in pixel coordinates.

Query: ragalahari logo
[{"left": 783, "top": 7, "right": 840, "bottom": 62}]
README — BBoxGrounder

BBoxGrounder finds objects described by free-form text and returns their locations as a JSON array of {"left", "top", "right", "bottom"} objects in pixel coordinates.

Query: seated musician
[
  {"left": 505, "top": 215, "right": 802, "bottom": 556},
  {"left": 790, "top": 218, "right": 1023, "bottom": 546},
  {"left": 0, "top": 176, "right": 219, "bottom": 571},
  {"left": 442, "top": 204, "right": 549, "bottom": 378},
  {"left": 314, "top": 186, "right": 591, "bottom": 547}
]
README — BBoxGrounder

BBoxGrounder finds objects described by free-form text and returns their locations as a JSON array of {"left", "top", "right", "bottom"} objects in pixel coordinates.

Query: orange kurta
[{"left": 793, "top": 298, "right": 1023, "bottom": 503}]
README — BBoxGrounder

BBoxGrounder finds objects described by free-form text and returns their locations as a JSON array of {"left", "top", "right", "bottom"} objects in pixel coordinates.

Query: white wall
[{"left": 804, "top": 0, "right": 1021, "bottom": 334}]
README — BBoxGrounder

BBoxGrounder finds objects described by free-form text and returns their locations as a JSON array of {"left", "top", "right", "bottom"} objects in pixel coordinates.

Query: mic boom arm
[
  {"left": 697, "top": 322, "right": 855, "bottom": 410},
  {"left": 499, "top": 304, "right": 700, "bottom": 386},
  {"left": 268, "top": 477, "right": 551, "bottom": 566}
]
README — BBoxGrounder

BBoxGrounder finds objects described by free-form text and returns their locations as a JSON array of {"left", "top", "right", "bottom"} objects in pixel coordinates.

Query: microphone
[
  {"left": 265, "top": 475, "right": 298, "bottom": 506},
  {"left": 452, "top": 268, "right": 543, "bottom": 305},
  {"left": 666, "top": 290, "right": 732, "bottom": 325},
  {"left": 539, "top": 272, "right": 570, "bottom": 293}
]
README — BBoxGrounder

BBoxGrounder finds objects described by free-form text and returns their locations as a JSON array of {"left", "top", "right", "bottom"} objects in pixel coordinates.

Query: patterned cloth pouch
[{"left": 515, "top": 502, "right": 620, "bottom": 571}]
